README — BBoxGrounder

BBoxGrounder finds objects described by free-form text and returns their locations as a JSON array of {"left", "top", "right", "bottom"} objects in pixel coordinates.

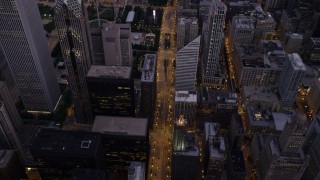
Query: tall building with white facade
[
  {"left": 202, "top": 0, "right": 227, "bottom": 86},
  {"left": 174, "top": 91, "right": 197, "bottom": 129},
  {"left": 0, "top": 0, "right": 60, "bottom": 113},
  {"left": 278, "top": 53, "right": 306, "bottom": 109},
  {"left": 175, "top": 36, "right": 200, "bottom": 92},
  {"left": 55, "top": 0, "right": 93, "bottom": 124}
]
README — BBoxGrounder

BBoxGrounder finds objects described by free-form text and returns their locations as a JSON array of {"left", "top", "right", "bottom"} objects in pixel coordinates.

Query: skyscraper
[
  {"left": 0, "top": 102, "right": 25, "bottom": 163},
  {"left": 254, "top": 113, "right": 310, "bottom": 180},
  {"left": 55, "top": 0, "right": 93, "bottom": 123},
  {"left": 229, "top": 15, "right": 254, "bottom": 49},
  {"left": 172, "top": 117, "right": 200, "bottom": 180},
  {"left": 302, "top": 116, "right": 320, "bottom": 179},
  {"left": 0, "top": 82, "right": 22, "bottom": 131},
  {"left": 278, "top": 113, "right": 308, "bottom": 155},
  {"left": 174, "top": 91, "right": 197, "bottom": 129},
  {"left": 0, "top": 0, "right": 60, "bottom": 113},
  {"left": 0, "top": 150, "right": 26, "bottom": 180},
  {"left": 176, "top": 18, "right": 199, "bottom": 50},
  {"left": 86, "top": 65, "right": 135, "bottom": 117},
  {"left": 175, "top": 36, "right": 200, "bottom": 92},
  {"left": 278, "top": 53, "right": 306, "bottom": 109},
  {"left": 306, "top": 79, "right": 320, "bottom": 115},
  {"left": 202, "top": 0, "right": 227, "bottom": 86},
  {"left": 91, "top": 23, "right": 132, "bottom": 67},
  {"left": 140, "top": 54, "right": 157, "bottom": 125}
]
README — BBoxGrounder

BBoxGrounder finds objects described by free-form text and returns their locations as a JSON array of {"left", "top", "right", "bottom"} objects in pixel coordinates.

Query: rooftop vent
[{"left": 81, "top": 140, "right": 91, "bottom": 149}]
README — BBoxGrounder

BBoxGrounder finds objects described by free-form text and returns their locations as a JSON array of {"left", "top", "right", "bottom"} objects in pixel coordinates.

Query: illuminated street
[{"left": 148, "top": 0, "right": 178, "bottom": 179}]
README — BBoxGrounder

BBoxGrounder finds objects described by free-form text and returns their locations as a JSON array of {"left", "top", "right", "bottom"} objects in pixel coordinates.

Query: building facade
[
  {"left": 302, "top": 117, "right": 320, "bottom": 179},
  {"left": 91, "top": 22, "right": 132, "bottom": 66},
  {"left": 278, "top": 53, "right": 306, "bottom": 109},
  {"left": 0, "top": 102, "right": 25, "bottom": 163},
  {"left": 0, "top": 0, "right": 60, "bottom": 113},
  {"left": 174, "top": 91, "right": 197, "bottom": 129},
  {"left": 204, "top": 122, "right": 226, "bottom": 179},
  {"left": 229, "top": 15, "right": 254, "bottom": 49},
  {"left": 233, "top": 41, "right": 285, "bottom": 87},
  {"left": 140, "top": 54, "right": 156, "bottom": 126},
  {"left": 55, "top": 0, "right": 94, "bottom": 123},
  {"left": 306, "top": 79, "right": 320, "bottom": 115},
  {"left": 202, "top": 0, "right": 227, "bottom": 86},
  {"left": 87, "top": 66, "right": 135, "bottom": 117},
  {"left": 30, "top": 129, "right": 103, "bottom": 179},
  {"left": 92, "top": 116, "right": 148, "bottom": 173},
  {"left": 172, "top": 117, "right": 200, "bottom": 180},
  {"left": 177, "top": 18, "right": 199, "bottom": 50},
  {"left": 0, "top": 150, "right": 26, "bottom": 180},
  {"left": 0, "top": 82, "right": 22, "bottom": 131},
  {"left": 175, "top": 36, "right": 200, "bottom": 92}
]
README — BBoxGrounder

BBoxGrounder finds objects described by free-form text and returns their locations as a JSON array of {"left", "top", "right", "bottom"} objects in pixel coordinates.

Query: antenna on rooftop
[{"left": 96, "top": 0, "right": 100, "bottom": 28}]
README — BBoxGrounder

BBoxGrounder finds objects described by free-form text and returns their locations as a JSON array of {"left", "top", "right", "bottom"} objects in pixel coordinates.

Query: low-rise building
[{"left": 204, "top": 122, "right": 226, "bottom": 179}]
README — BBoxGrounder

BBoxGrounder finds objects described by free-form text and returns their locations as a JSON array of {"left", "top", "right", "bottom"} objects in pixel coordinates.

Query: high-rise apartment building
[
  {"left": 229, "top": 15, "right": 254, "bottom": 49},
  {"left": 257, "top": 138, "right": 309, "bottom": 180},
  {"left": 55, "top": 0, "right": 93, "bottom": 123},
  {"left": 254, "top": 113, "right": 310, "bottom": 180},
  {"left": 278, "top": 10, "right": 320, "bottom": 44},
  {"left": 304, "top": 37, "right": 320, "bottom": 64},
  {"left": 178, "top": 0, "right": 199, "bottom": 18},
  {"left": 251, "top": 11, "right": 276, "bottom": 45},
  {"left": 278, "top": 53, "right": 306, "bottom": 109},
  {"left": 0, "top": 0, "right": 60, "bottom": 113},
  {"left": 283, "top": 33, "right": 303, "bottom": 54},
  {"left": 175, "top": 36, "right": 200, "bottom": 92},
  {"left": 202, "top": 0, "right": 227, "bottom": 87},
  {"left": 279, "top": 113, "right": 308, "bottom": 155},
  {"left": 227, "top": 1, "right": 259, "bottom": 21},
  {"left": 177, "top": 18, "right": 199, "bottom": 50}
]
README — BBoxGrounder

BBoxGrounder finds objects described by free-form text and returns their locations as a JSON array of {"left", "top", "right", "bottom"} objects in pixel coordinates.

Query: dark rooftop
[
  {"left": 71, "top": 168, "right": 106, "bottom": 180},
  {"left": 30, "top": 129, "right": 101, "bottom": 158},
  {"left": 229, "top": 150, "right": 246, "bottom": 172}
]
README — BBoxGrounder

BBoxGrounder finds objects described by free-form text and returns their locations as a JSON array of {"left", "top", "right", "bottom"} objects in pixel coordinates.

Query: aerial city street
[{"left": 0, "top": 0, "right": 320, "bottom": 180}]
